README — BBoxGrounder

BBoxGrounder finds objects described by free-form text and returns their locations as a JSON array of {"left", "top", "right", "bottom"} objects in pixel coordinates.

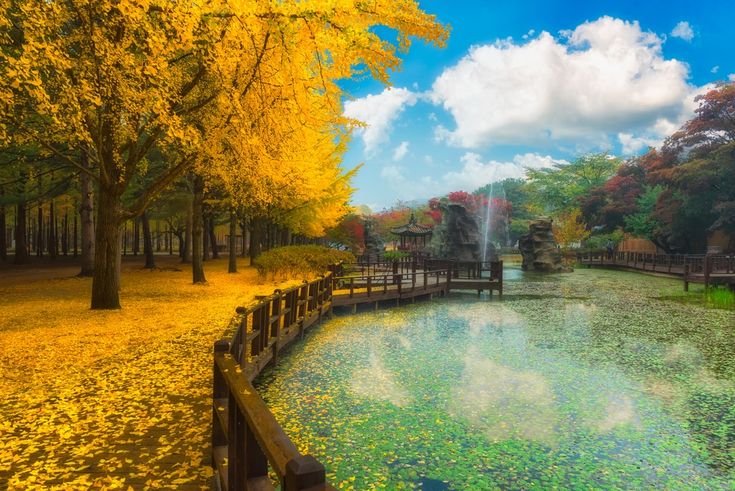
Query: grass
[
  {"left": 0, "top": 256, "right": 304, "bottom": 490},
  {"left": 660, "top": 285, "right": 735, "bottom": 311},
  {"left": 706, "top": 286, "right": 735, "bottom": 309}
]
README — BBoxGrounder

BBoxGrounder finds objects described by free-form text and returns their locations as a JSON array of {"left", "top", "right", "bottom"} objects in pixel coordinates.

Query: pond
[{"left": 255, "top": 268, "right": 735, "bottom": 490}]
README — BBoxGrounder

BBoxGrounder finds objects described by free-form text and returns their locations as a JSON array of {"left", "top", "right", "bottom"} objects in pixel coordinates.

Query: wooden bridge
[
  {"left": 331, "top": 259, "right": 503, "bottom": 310},
  {"left": 578, "top": 251, "right": 735, "bottom": 290},
  {"left": 211, "top": 259, "right": 503, "bottom": 490}
]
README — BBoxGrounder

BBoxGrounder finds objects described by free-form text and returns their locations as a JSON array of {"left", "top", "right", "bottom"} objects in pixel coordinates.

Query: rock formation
[
  {"left": 431, "top": 203, "right": 498, "bottom": 261},
  {"left": 519, "top": 217, "right": 568, "bottom": 272}
]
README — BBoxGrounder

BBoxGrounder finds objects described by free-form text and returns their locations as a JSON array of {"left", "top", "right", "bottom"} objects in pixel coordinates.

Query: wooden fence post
[
  {"left": 704, "top": 254, "right": 711, "bottom": 290},
  {"left": 284, "top": 455, "right": 327, "bottom": 491},
  {"left": 212, "top": 340, "right": 230, "bottom": 473}
]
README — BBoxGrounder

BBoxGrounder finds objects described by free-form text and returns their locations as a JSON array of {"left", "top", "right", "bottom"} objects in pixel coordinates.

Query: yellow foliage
[
  {"left": 0, "top": 257, "right": 306, "bottom": 489},
  {"left": 552, "top": 208, "right": 591, "bottom": 248}
]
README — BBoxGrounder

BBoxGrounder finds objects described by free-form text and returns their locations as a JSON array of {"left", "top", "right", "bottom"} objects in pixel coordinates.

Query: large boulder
[
  {"left": 519, "top": 218, "right": 568, "bottom": 272},
  {"left": 430, "top": 203, "right": 499, "bottom": 261}
]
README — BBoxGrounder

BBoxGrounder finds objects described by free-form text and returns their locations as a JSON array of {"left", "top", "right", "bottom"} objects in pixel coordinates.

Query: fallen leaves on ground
[{"left": 0, "top": 256, "right": 299, "bottom": 490}]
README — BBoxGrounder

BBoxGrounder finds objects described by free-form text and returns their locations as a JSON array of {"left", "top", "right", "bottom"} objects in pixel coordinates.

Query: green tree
[
  {"left": 526, "top": 153, "right": 622, "bottom": 214},
  {"left": 624, "top": 185, "right": 663, "bottom": 241}
]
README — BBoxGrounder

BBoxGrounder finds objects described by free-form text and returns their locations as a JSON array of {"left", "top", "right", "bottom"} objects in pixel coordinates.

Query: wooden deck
[
  {"left": 332, "top": 263, "right": 503, "bottom": 310},
  {"left": 579, "top": 251, "right": 735, "bottom": 290}
]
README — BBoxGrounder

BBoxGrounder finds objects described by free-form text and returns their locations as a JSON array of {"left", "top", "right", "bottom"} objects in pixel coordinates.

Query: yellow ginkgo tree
[{"left": 0, "top": 0, "right": 448, "bottom": 309}]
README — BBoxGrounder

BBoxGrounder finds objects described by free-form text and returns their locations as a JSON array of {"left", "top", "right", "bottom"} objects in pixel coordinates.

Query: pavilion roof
[{"left": 390, "top": 213, "right": 433, "bottom": 236}]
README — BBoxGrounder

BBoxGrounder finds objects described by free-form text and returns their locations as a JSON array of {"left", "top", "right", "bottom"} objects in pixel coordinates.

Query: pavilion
[{"left": 390, "top": 213, "right": 433, "bottom": 251}]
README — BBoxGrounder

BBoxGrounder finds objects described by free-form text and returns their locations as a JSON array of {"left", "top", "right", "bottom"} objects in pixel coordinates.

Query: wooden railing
[
  {"left": 578, "top": 251, "right": 735, "bottom": 289},
  {"left": 424, "top": 259, "right": 501, "bottom": 279},
  {"left": 212, "top": 274, "right": 336, "bottom": 491},
  {"left": 211, "top": 260, "right": 505, "bottom": 489},
  {"left": 345, "top": 256, "right": 424, "bottom": 277},
  {"left": 332, "top": 268, "right": 449, "bottom": 299}
]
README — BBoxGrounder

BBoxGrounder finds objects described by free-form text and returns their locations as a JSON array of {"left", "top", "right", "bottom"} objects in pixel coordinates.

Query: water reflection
[
  {"left": 449, "top": 349, "right": 558, "bottom": 444},
  {"left": 257, "top": 268, "right": 735, "bottom": 489},
  {"left": 351, "top": 351, "right": 411, "bottom": 407}
]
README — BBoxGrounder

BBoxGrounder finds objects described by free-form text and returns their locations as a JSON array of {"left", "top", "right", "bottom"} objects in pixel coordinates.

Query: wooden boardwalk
[
  {"left": 331, "top": 270, "right": 502, "bottom": 310},
  {"left": 579, "top": 251, "right": 735, "bottom": 290},
  {"left": 211, "top": 260, "right": 504, "bottom": 490}
]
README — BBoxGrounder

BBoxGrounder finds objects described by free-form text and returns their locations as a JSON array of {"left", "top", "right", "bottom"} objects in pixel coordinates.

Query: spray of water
[{"left": 481, "top": 179, "right": 494, "bottom": 262}]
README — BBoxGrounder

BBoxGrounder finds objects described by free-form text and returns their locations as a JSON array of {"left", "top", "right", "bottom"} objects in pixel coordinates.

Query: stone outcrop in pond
[
  {"left": 431, "top": 203, "right": 497, "bottom": 261},
  {"left": 519, "top": 217, "right": 568, "bottom": 272}
]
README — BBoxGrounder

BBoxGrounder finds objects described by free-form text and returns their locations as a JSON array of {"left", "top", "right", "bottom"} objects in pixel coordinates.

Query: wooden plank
[
  {"left": 215, "top": 353, "right": 300, "bottom": 478},
  {"left": 213, "top": 444, "right": 229, "bottom": 491},
  {"left": 214, "top": 397, "right": 229, "bottom": 436}
]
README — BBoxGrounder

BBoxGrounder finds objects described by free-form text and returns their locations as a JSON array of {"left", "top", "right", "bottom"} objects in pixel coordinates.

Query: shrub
[
  {"left": 583, "top": 229, "right": 625, "bottom": 250},
  {"left": 382, "top": 251, "right": 410, "bottom": 261},
  {"left": 253, "top": 245, "right": 354, "bottom": 280}
]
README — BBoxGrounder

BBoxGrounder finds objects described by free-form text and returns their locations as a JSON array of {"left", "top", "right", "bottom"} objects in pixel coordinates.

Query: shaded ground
[{"left": 0, "top": 256, "right": 297, "bottom": 490}]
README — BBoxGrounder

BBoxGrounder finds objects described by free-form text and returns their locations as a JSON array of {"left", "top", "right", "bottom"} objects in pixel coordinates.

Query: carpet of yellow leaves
[{"left": 0, "top": 257, "right": 299, "bottom": 490}]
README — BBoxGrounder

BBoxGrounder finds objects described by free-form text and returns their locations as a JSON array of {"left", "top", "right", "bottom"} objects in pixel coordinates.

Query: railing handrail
[
  {"left": 332, "top": 268, "right": 450, "bottom": 283},
  {"left": 213, "top": 260, "right": 505, "bottom": 490},
  {"left": 213, "top": 272, "right": 336, "bottom": 491}
]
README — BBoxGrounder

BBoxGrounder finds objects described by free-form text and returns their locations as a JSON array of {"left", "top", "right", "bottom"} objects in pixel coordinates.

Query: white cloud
[
  {"left": 392, "top": 141, "right": 410, "bottom": 161},
  {"left": 671, "top": 21, "right": 694, "bottom": 42},
  {"left": 379, "top": 164, "right": 406, "bottom": 182},
  {"left": 430, "top": 16, "right": 694, "bottom": 149},
  {"left": 343, "top": 87, "right": 418, "bottom": 154},
  {"left": 711, "top": 65, "right": 720, "bottom": 74},
  {"left": 378, "top": 152, "right": 565, "bottom": 201},
  {"left": 618, "top": 133, "right": 661, "bottom": 154},
  {"left": 617, "top": 82, "right": 717, "bottom": 154},
  {"left": 441, "top": 152, "right": 566, "bottom": 191},
  {"left": 729, "top": 74, "right": 735, "bottom": 82}
]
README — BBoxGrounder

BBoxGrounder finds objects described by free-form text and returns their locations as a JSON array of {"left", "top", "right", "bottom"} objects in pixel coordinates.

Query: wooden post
[
  {"left": 684, "top": 261, "right": 689, "bottom": 292},
  {"left": 704, "top": 254, "right": 711, "bottom": 290},
  {"left": 284, "top": 455, "right": 327, "bottom": 491},
  {"left": 212, "top": 340, "right": 230, "bottom": 465}
]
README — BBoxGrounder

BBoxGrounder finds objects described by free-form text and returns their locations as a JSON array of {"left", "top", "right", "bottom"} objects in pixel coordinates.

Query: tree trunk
[
  {"left": 0, "top": 201, "right": 6, "bottom": 261},
  {"left": 249, "top": 218, "right": 263, "bottom": 262},
  {"left": 202, "top": 215, "right": 209, "bottom": 261},
  {"left": 228, "top": 209, "right": 237, "bottom": 273},
  {"left": 182, "top": 197, "right": 192, "bottom": 263},
  {"left": 133, "top": 216, "right": 140, "bottom": 256},
  {"left": 282, "top": 227, "right": 292, "bottom": 247},
  {"left": 91, "top": 185, "right": 123, "bottom": 309},
  {"left": 155, "top": 220, "right": 161, "bottom": 252},
  {"left": 13, "top": 201, "right": 31, "bottom": 264},
  {"left": 192, "top": 176, "right": 206, "bottom": 283},
  {"left": 36, "top": 203, "right": 43, "bottom": 257},
  {"left": 240, "top": 220, "right": 248, "bottom": 258},
  {"left": 79, "top": 153, "right": 95, "bottom": 276},
  {"left": 73, "top": 212, "right": 78, "bottom": 256},
  {"left": 48, "top": 200, "right": 57, "bottom": 258},
  {"left": 62, "top": 211, "right": 68, "bottom": 256},
  {"left": 209, "top": 215, "right": 220, "bottom": 259},
  {"left": 142, "top": 211, "right": 156, "bottom": 269},
  {"left": 14, "top": 202, "right": 29, "bottom": 264}
]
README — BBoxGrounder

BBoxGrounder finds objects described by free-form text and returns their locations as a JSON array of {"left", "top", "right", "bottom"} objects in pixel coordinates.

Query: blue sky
[{"left": 341, "top": 0, "right": 735, "bottom": 211}]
